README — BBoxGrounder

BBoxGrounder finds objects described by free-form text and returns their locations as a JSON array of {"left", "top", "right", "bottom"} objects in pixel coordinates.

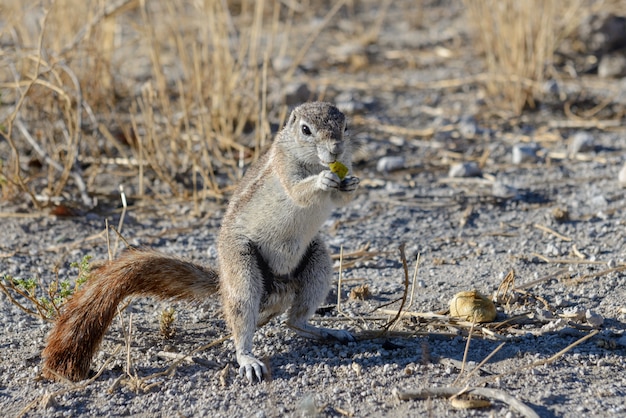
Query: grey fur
[{"left": 218, "top": 102, "right": 359, "bottom": 382}]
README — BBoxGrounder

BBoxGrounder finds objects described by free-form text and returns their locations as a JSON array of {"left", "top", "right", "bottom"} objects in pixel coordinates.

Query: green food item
[{"left": 329, "top": 161, "right": 349, "bottom": 180}]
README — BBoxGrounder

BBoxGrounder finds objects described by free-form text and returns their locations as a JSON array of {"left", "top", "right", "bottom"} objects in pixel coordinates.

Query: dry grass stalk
[
  {"left": 394, "top": 386, "right": 540, "bottom": 418},
  {"left": 533, "top": 223, "right": 572, "bottom": 242},
  {"left": 464, "top": 0, "right": 584, "bottom": 115},
  {"left": 382, "top": 243, "right": 410, "bottom": 331},
  {"left": 2, "top": 0, "right": 346, "bottom": 208},
  {"left": 159, "top": 307, "right": 176, "bottom": 339},
  {"left": 476, "top": 329, "right": 599, "bottom": 386}
]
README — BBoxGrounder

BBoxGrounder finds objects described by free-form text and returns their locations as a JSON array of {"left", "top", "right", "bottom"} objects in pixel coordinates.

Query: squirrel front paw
[
  {"left": 339, "top": 176, "right": 359, "bottom": 192},
  {"left": 237, "top": 352, "right": 268, "bottom": 383},
  {"left": 317, "top": 170, "right": 342, "bottom": 191}
]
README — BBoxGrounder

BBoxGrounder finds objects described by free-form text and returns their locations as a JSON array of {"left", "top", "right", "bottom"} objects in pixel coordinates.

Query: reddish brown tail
[{"left": 42, "top": 249, "right": 219, "bottom": 381}]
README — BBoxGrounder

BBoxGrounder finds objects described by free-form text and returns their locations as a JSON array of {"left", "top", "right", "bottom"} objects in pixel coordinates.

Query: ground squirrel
[{"left": 42, "top": 102, "right": 360, "bottom": 383}]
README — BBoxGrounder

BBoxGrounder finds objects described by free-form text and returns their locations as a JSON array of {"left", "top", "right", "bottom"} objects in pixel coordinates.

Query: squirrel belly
[{"left": 42, "top": 250, "right": 219, "bottom": 381}]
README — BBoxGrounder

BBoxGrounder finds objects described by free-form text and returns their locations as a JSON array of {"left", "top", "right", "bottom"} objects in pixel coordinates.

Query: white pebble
[
  {"left": 568, "top": 131, "right": 594, "bottom": 156},
  {"left": 492, "top": 181, "right": 517, "bottom": 199},
  {"left": 598, "top": 53, "right": 626, "bottom": 78},
  {"left": 618, "top": 162, "right": 626, "bottom": 187},
  {"left": 512, "top": 143, "right": 541, "bottom": 164},
  {"left": 448, "top": 162, "right": 481, "bottom": 178},
  {"left": 545, "top": 243, "right": 561, "bottom": 257},
  {"left": 376, "top": 156, "right": 405, "bottom": 173},
  {"left": 585, "top": 309, "right": 604, "bottom": 327},
  {"left": 591, "top": 195, "right": 608, "bottom": 207}
]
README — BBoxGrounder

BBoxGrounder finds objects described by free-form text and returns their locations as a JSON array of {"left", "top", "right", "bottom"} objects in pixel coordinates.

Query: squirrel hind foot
[{"left": 237, "top": 353, "right": 269, "bottom": 383}]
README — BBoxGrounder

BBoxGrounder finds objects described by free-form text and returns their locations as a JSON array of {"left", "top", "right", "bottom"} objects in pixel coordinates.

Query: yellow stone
[{"left": 449, "top": 290, "right": 496, "bottom": 323}]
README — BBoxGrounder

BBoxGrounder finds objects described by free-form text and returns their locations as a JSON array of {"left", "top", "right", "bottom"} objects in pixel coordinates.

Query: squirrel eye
[{"left": 301, "top": 124, "right": 312, "bottom": 136}]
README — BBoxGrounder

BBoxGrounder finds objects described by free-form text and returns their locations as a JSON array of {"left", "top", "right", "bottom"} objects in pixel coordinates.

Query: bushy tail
[{"left": 42, "top": 249, "right": 219, "bottom": 381}]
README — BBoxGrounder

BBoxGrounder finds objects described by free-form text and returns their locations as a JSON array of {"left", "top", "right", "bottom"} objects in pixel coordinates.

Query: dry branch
[{"left": 394, "top": 386, "right": 539, "bottom": 418}]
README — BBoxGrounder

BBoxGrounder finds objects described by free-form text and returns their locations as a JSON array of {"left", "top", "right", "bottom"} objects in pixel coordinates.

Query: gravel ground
[{"left": 2, "top": 1, "right": 626, "bottom": 417}]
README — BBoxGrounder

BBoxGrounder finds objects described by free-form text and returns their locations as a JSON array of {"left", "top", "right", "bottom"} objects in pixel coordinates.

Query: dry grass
[
  {"left": 0, "top": 0, "right": 613, "bottom": 209},
  {"left": 0, "top": 0, "right": 339, "bottom": 210},
  {"left": 463, "top": 0, "right": 586, "bottom": 115}
]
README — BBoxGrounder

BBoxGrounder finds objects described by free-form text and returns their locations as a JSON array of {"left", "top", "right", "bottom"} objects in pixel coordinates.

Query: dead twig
[
  {"left": 530, "top": 255, "right": 607, "bottom": 266},
  {"left": 476, "top": 330, "right": 599, "bottom": 386},
  {"left": 452, "top": 319, "right": 476, "bottom": 385},
  {"left": 156, "top": 351, "right": 219, "bottom": 368},
  {"left": 60, "top": 0, "right": 139, "bottom": 55},
  {"left": 337, "top": 245, "right": 345, "bottom": 315},
  {"left": 548, "top": 119, "right": 622, "bottom": 129},
  {"left": 393, "top": 386, "right": 539, "bottom": 418},
  {"left": 514, "top": 268, "right": 568, "bottom": 290},
  {"left": 406, "top": 253, "right": 421, "bottom": 311},
  {"left": 458, "top": 342, "right": 507, "bottom": 387},
  {"left": 382, "top": 243, "right": 410, "bottom": 331},
  {"left": 533, "top": 223, "right": 572, "bottom": 242},
  {"left": 568, "top": 264, "right": 626, "bottom": 285}
]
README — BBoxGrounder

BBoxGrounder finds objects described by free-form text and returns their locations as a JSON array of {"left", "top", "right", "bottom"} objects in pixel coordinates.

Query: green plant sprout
[{"left": 0, "top": 255, "right": 92, "bottom": 321}]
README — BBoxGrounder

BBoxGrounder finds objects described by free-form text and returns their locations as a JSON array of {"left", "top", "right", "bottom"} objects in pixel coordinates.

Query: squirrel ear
[{"left": 288, "top": 111, "right": 297, "bottom": 127}]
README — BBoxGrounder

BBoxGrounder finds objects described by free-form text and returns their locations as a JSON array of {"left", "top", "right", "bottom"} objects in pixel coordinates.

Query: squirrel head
[{"left": 282, "top": 102, "right": 349, "bottom": 167}]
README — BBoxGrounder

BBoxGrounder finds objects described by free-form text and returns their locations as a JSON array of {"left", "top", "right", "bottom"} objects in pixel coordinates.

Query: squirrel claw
[
  {"left": 237, "top": 353, "right": 267, "bottom": 383},
  {"left": 323, "top": 328, "right": 356, "bottom": 344},
  {"left": 339, "top": 176, "right": 359, "bottom": 192}
]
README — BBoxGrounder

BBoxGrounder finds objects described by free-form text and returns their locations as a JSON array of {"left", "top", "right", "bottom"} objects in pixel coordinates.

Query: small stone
[
  {"left": 535, "top": 309, "right": 556, "bottom": 321},
  {"left": 298, "top": 393, "right": 318, "bottom": 417},
  {"left": 512, "top": 143, "right": 541, "bottom": 164},
  {"left": 377, "top": 156, "right": 405, "bottom": 173},
  {"left": 618, "top": 162, "right": 626, "bottom": 187},
  {"left": 542, "top": 79, "right": 559, "bottom": 95},
  {"left": 458, "top": 117, "right": 478, "bottom": 139},
  {"left": 448, "top": 162, "right": 481, "bottom": 178},
  {"left": 542, "top": 318, "right": 566, "bottom": 332},
  {"left": 554, "top": 295, "right": 569, "bottom": 308},
  {"left": 492, "top": 182, "right": 517, "bottom": 199},
  {"left": 598, "top": 52, "right": 626, "bottom": 78},
  {"left": 617, "top": 334, "right": 626, "bottom": 347},
  {"left": 546, "top": 243, "right": 561, "bottom": 257},
  {"left": 585, "top": 309, "right": 604, "bottom": 327},
  {"left": 551, "top": 207, "right": 570, "bottom": 223},
  {"left": 568, "top": 131, "right": 595, "bottom": 156},
  {"left": 591, "top": 195, "right": 608, "bottom": 207},
  {"left": 272, "top": 56, "right": 292, "bottom": 73},
  {"left": 389, "top": 136, "right": 405, "bottom": 146}
]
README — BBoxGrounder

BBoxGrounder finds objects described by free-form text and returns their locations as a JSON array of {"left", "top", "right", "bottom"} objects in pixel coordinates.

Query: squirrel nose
[{"left": 328, "top": 141, "right": 343, "bottom": 156}]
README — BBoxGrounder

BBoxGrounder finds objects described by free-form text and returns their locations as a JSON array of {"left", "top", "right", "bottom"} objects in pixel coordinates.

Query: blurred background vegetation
[{"left": 0, "top": 0, "right": 622, "bottom": 212}]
